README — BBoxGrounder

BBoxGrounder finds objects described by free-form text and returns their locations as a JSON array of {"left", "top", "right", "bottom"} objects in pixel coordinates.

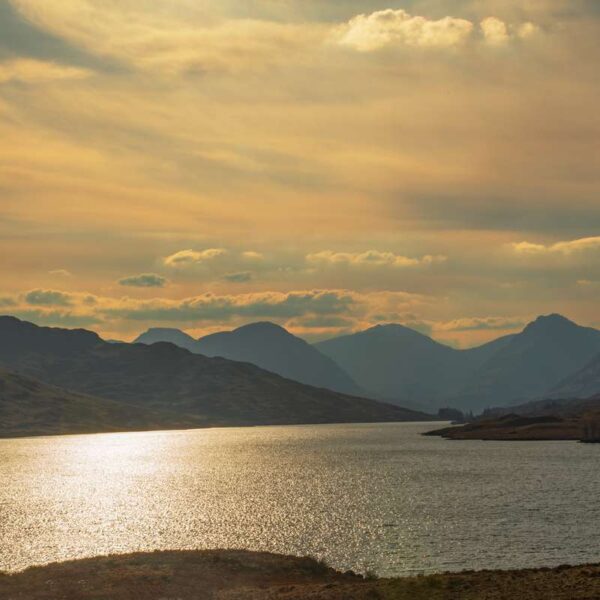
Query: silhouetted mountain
[
  {"left": 0, "top": 368, "right": 207, "bottom": 438},
  {"left": 134, "top": 328, "right": 198, "bottom": 352},
  {"left": 196, "top": 322, "right": 362, "bottom": 395},
  {"left": 315, "top": 324, "right": 514, "bottom": 408},
  {"left": 454, "top": 314, "right": 600, "bottom": 410},
  {"left": 0, "top": 316, "right": 430, "bottom": 430},
  {"left": 317, "top": 315, "right": 600, "bottom": 412},
  {"left": 547, "top": 352, "right": 600, "bottom": 400}
]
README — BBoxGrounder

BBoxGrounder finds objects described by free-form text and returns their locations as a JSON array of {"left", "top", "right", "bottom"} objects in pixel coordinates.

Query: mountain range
[
  {"left": 136, "top": 322, "right": 362, "bottom": 395},
  {"left": 135, "top": 314, "right": 600, "bottom": 412},
  {"left": 0, "top": 316, "right": 429, "bottom": 437}
]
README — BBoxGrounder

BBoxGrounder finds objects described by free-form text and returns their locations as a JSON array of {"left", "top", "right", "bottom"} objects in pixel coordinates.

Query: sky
[{"left": 0, "top": 0, "right": 599, "bottom": 346}]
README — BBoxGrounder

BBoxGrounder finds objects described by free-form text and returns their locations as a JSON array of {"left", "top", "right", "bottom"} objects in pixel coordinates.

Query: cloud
[
  {"left": 242, "top": 251, "right": 264, "bottom": 261},
  {"left": 512, "top": 236, "right": 600, "bottom": 255},
  {"left": 0, "top": 296, "right": 17, "bottom": 308},
  {"left": 435, "top": 316, "right": 526, "bottom": 332},
  {"left": 9, "top": 309, "right": 101, "bottom": 328},
  {"left": 334, "top": 8, "right": 540, "bottom": 52},
  {"left": 163, "top": 248, "right": 227, "bottom": 267},
  {"left": 306, "top": 250, "right": 446, "bottom": 268},
  {"left": 10, "top": 1, "right": 321, "bottom": 75},
  {"left": 335, "top": 9, "right": 474, "bottom": 51},
  {"left": 118, "top": 273, "right": 168, "bottom": 288},
  {"left": 103, "top": 289, "right": 358, "bottom": 322},
  {"left": 480, "top": 17, "right": 510, "bottom": 45},
  {"left": 25, "top": 289, "right": 73, "bottom": 306},
  {"left": 49, "top": 269, "right": 72, "bottom": 277},
  {"left": 222, "top": 271, "right": 253, "bottom": 283},
  {"left": 0, "top": 58, "right": 90, "bottom": 84},
  {"left": 480, "top": 18, "right": 539, "bottom": 45}
]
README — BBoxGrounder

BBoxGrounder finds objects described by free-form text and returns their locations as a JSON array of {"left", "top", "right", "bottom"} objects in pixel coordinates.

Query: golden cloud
[
  {"left": 306, "top": 250, "right": 446, "bottom": 268},
  {"left": 0, "top": 59, "right": 91, "bottom": 84},
  {"left": 163, "top": 249, "right": 227, "bottom": 267},
  {"left": 335, "top": 9, "right": 474, "bottom": 51},
  {"left": 512, "top": 236, "right": 600, "bottom": 255}
]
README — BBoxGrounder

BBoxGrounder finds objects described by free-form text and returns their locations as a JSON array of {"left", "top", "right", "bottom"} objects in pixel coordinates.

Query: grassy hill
[{"left": 0, "top": 369, "right": 207, "bottom": 438}]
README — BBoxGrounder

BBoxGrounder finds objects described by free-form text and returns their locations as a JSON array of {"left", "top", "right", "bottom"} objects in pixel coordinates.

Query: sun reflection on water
[{"left": 1, "top": 423, "right": 600, "bottom": 577}]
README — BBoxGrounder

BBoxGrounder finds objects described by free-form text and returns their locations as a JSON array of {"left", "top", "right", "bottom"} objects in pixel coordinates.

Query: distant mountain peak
[
  {"left": 524, "top": 314, "right": 577, "bottom": 334},
  {"left": 134, "top": 327, "right": 197, "bottom": 351},
  {"left": 235, "top": 321, "right": 291, "bottom": 334}
]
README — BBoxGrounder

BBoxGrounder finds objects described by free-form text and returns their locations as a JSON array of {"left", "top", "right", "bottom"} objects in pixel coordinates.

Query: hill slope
[
  {"left": 315, "top": 324, "right": 514, "bottom": 409},
  {"left": 453, "top": 314, "right": 600, "bottom": 410},
  {"left": 317, "top": 315, "right": 600, "bottom": 412},
  {"left": 0, "top": 369, "right": 207, "bottom": 438},
  {"left": 196, "top": 322, "right": 362, "bottom": 395},
  {"left": 0, "top": 316, "right": 430, "bottom": 428},
  {"left": 547, "top": 352, "right": 600, "bottom": 400}
]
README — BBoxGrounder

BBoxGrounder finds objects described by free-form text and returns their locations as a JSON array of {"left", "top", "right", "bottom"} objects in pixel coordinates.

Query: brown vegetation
[{"left": 1, "top": 550, "right": 600, "bottom": 600}]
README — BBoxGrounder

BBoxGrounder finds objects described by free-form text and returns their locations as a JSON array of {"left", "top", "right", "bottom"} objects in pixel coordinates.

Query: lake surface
[{"left": 1, "top": 422, "right": 599, "bottom": 576}]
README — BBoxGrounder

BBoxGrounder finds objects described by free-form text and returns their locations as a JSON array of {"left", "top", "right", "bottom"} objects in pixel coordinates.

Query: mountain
[
  {"left": 454, "top": 314, "right": 600, "bottom": 410},
  {"left": 0, "top": 316, "right": 431, "bottom": 430},
  {"left": 315, "top": 324, "right": 514, "bottom": 408},
  {"left": 0, "top": 369, "right": 207, "bottom": 438},
  {"left": 134, "top": 327, "right": 198, "bottom": 352},
  {"left": 317, "top": 315, "right": 600, "bottom": 412},
  {"left": 195, "top": 322, "right": 362, "bottom": 396},
  {"left": 547, "top": 352, "right": 600, "bottom": 399}
]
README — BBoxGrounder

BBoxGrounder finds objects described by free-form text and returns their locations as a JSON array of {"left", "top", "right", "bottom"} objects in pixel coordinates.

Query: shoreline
[
  {"left": 0, "top": 419, "right": 445, "bottom": 441},
  {"left": 2, "top": 550, "right": 600, "bottom": 599}
]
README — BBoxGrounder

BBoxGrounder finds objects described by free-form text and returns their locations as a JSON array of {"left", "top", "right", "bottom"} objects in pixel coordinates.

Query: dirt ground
[{"left": 1, "top": 550, "right": 599, "bottom": 600}]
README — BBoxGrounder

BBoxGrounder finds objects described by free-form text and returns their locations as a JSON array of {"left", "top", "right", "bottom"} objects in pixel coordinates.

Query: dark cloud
[
  {"left": 25, "top": 289, "right": 73, "bottom": 306},
  {"left": 103, "top": 290, "right": 357, "bottom": 323},
  {"left": 222, "top": 271, "right": 253, "bottom": 283},
  {"left": 0, "top": 3, "right": 123, "bottom": 72},
  {"left": 118, "top": 273, "right": 168, "bottom": 288},
  {"left": 8, "top": 309, "right": 101, "bottom": 328},
  {"left": 0, "top": 296, "right": 17, "bottom": 308}
]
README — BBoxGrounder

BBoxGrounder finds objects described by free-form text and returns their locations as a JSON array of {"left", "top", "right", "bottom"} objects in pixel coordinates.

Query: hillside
[
  {"left": 2, "top": 550, "right": 599, "bottom": 600},
  {"left": 0, "top": 369, "right": 207, "bottom": 438},
  {"left": 452, "top": 315, "right": 600, "bottom": 410},
  {"left": 317, "top": 315, "right": 600, "bottom": 412},
  {"left": 134, "top": 322, "right": 362, "bottom": 396},
  {"left": 196, "top": 322, "right": 362, "bottom": 395},
  {"left": 316, "top": 324, "right": 514, "bottom": 409},
  {"left": 547, "top": 352, "right": 600, "bottom": 399},
  {"left": 0, "top": 317, "right": 430, "bottom": 428}
]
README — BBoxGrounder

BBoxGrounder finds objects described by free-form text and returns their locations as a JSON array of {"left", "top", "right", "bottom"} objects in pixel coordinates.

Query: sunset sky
[{"left": 1, "top": 0, "right": 599, "bottom": 346}]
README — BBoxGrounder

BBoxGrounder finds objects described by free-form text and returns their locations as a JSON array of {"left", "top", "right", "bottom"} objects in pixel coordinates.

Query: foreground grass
[{"left": 1, "top": 550, "right": 599, "bottom": 599}]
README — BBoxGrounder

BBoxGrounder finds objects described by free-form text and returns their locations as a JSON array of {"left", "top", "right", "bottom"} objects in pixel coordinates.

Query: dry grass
[{"left": 1, "top": 551, "right": 600, "bottom": 600}]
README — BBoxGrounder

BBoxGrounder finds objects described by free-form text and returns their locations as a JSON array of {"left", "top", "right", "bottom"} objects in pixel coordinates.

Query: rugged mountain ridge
[{"left": 0, "top": 316, "right": 430, "bottom": 430}]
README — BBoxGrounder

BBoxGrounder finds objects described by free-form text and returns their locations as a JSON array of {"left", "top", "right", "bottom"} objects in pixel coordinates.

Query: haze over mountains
[
  {"left": 136, "top": 322, "right": 362, "bottom": 396},
  {"left": 135, "top": 314, "right": 600, "bottom": 412},
  {"left": 0, "top": 316, "right": 428, "bottom": 437}
]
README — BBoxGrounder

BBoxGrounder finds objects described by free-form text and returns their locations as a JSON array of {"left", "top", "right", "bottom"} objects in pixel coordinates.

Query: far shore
[
  {"left": 0, "top": 419, "right": 446, "bottom": 441},
  {"left": 424, "top": 415, "right": 593, "bottom": 442},
  {"left": 2, "top": 550, "right": 599, "bottom": 599}
]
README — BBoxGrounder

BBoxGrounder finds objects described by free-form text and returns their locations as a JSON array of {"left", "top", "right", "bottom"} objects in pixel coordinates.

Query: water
[{"left": 1, "top": 422, "right": 599, "bottom": 577}]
